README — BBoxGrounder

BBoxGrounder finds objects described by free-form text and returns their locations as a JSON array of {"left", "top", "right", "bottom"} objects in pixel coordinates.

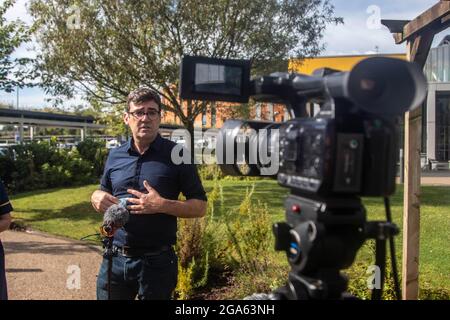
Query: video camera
[{"left": 179, "top": 55, "right": 427, "bottom": 299}]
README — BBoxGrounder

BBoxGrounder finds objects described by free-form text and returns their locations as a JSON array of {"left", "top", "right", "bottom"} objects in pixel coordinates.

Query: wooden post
[
  {"left": 402, "top": 32, "right": 434, "bottom": 300},
  {"left": 402, "top": 106, "right": 421, "bottom": 300},
  {"left": 382, "top": 1, "right": 450, "bottom": 301}
]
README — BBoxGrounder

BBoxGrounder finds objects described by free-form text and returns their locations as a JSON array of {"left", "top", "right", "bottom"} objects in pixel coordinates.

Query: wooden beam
[
  {"left": 394, "top": 33, "right": 404, "bottom": 44},
  {"left": 401, "top": 1, "right": 450, "bottom": 42},
  {"left": 388, "top": 1, "right": 450, "bottom": 44},
  {"left": 381, "top": 20, "right": 410, "bottom": 33},
  {"left": 408, "top": 30, "right": 435, "bottom": 67},
  {"left": 441, "top": 12, "right": 450, "bottom": 24}
]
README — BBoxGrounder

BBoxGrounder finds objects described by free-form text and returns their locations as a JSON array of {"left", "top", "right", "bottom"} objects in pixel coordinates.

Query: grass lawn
[{"left": 9, "top": 179, "right": 450, "bottom": 296}]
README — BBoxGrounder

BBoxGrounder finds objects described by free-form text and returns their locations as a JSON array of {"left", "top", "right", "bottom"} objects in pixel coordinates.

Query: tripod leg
[{"left": 372, "top": 239, "right": 386, "bottom": 300}]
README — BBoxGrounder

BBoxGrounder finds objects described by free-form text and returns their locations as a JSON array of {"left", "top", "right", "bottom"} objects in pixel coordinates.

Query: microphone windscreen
[{"left": 103, "top": 204, "right": 130, "bottom": 228}]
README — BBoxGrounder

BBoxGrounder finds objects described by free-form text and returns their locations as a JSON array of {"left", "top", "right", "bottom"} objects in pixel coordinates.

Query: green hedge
[{"left": 0, "top": 138, "right": 108, "bottom": 193}]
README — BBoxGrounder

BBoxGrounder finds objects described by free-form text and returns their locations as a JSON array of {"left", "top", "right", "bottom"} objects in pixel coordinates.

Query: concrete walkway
[
  {"left": 2, "top": 230, "right": 102, "bottom": 300},
  {"left": 397, "top": 171, "right": 450, "bottom": 186}
]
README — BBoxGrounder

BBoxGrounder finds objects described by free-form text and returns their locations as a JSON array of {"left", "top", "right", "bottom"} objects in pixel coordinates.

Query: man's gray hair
[{"left": 126, "top": 87, "right": 162, "bottom": 111}]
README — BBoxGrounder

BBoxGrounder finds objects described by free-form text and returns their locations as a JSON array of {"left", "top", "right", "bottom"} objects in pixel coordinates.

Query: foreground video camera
[{"left": 179, "top": 55, "right": 427, "bottom": 299}]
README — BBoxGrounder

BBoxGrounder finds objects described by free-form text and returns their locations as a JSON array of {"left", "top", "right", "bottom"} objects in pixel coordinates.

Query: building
[
  {"left": 289, "top": 53, "right": 407, "bottom": 74},
  {"left": 423, "top": 36, "right": 450, "bottom": 164}
]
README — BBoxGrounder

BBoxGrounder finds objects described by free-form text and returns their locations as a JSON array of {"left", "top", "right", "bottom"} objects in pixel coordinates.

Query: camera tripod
[{"left": 270, "top": 195, "right": 400, "bottom": 300}]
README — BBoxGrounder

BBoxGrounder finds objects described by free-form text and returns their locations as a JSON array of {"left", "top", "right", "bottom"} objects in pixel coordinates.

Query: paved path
[
  {"left": 420, "top": 171, "right": 450, "bottom": 185},
  {"left": 2, "top": 230, "right": 102, "bottom": 300},
  {"left": 396, "top": 173, "right": 450, "bottom": 186}
]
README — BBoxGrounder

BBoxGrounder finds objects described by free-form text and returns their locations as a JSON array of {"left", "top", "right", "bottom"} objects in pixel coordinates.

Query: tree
[
  {"left": 0, "top": 0, "right": 31, "bottom": 92},
  {"left": 29, "top": 0, "right": 342, "bottom": 150}
]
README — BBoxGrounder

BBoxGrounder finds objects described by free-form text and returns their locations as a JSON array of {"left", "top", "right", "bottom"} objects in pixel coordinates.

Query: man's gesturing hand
[
  {"left": 91, "top": 190, "right": 119, "bottom": 213},
  {"left": 127, "top": 180, "right": 167, "bottom": 214}
]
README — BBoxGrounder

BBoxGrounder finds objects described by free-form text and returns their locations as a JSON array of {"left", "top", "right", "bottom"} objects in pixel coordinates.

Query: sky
[{"left": 0, "top": 0, "right": 447, "bottom": 109}]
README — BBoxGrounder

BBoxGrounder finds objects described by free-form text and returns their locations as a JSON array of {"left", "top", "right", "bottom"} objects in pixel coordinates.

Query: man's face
[{"left": 124, "top": 100, "right": 161, "bottom": 141}]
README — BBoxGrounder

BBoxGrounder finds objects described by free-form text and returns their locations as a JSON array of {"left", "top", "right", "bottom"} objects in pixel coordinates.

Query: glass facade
[
  {"left": 424, "top": 43, "right": 450, "bottom": 161},
  {"left": 202, "top": 112, "right": 207, "bottom": 127},
  {"left": 436, "top": 92, "right": 450, "bottom": 161},
  {"left": 424, "top": 44, "right": 450, "bottom": 82},
  {"left": 211, "top": 106, "right": 216, "bottom": 128}
]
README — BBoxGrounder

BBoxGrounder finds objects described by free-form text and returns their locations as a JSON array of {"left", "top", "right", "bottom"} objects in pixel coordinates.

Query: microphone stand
[
  {"left": 100, "top": 204, "right": 129, "bottom": 300},
  {"left": 101, "top": 226, "right": 114, "bottom": 300}
]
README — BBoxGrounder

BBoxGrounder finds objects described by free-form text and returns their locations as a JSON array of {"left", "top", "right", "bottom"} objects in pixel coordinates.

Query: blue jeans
[
  {"left": 96, "top": 247, "right": 178, "bottom": 300},
  {"left": 0, "top": 241, "right": 7, "bottom": 300}
]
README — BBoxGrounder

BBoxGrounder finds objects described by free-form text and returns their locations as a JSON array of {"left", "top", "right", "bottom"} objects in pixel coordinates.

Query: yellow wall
[{"left": 289, "top": 53, "right": 407, "bottom": 75}]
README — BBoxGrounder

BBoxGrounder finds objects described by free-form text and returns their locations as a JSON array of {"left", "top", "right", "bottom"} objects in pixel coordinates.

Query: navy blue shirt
[
  {"left": 100, "top": 134, "right": 207, "bottom": 248},
  {"left": 0, "top": 181, "right": 13, "bottom": 216}
]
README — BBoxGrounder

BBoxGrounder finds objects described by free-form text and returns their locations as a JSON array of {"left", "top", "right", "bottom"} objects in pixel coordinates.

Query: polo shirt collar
[{"left": 127, "top": 134, "right": 163, "bottom": 154}]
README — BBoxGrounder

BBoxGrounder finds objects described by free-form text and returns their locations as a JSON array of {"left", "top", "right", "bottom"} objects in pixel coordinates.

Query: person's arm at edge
[{"left": 0, "top": 213, "right": 11, "bottom": 233}]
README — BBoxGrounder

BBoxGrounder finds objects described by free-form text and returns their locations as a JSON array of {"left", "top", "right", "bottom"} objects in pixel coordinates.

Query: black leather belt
[{"left": 111, "top": 245, "right": 171, "bottom": 257}]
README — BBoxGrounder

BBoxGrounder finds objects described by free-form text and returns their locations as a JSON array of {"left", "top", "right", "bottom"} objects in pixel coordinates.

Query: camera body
[
  {"left": 180, "top": 55, "right": 423, "bottom": 198},
  {"left": 277, "top": 113, "right": 397, "bottom": 197}
]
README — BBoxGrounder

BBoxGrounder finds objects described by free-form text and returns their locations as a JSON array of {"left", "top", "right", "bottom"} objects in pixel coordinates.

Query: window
[
  {"left": 211, "top": 107, "right": 216, "bottom": 128},
  {"left": 202, "top": 112, "right": 207, "bottom": 127},
  {"left": 435, "top": 92, "right": 450, "bottom": 161}
]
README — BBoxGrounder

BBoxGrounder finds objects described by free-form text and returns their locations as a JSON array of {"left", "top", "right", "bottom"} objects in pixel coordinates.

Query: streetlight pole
[{"left": 16, "top": 85, "right": 19, "bottom": 109}]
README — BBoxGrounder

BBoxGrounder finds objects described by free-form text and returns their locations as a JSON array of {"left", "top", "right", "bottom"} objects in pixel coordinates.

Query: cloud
[
  {"left": 4, "top": 0, "right": 32, "bottom": 25},
  {"left": 321, "top": 0, "right": 444, "bottom": 56}
]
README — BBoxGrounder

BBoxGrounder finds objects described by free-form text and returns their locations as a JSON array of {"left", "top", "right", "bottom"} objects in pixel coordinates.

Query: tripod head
[{"left": 270, "top": 195, "right": 399, "bottom": 300}]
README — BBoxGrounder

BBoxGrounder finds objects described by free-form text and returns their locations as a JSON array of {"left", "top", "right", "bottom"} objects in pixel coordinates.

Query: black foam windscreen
[{"left": 103, "top": 204, "right": 129, "bottom": 229}]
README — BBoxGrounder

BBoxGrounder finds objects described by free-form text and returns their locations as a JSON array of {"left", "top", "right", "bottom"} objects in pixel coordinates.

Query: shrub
[
  {"left": 175, "top": 217, "right": 210, "bottom": 299},
  {"left": 40, "top": 163, "right": 72, "bottom": 187},
  {"left": 76, "top": 139, "right": 108, "bottom": 176},
  {"left": 175, "top": 178, "right": 230, "bottom": 299},
  {"left": 223, "top": 184, "right": 273, "bottom": 275},
  {"left": 1, "top": 139, "right": 106, "bottom": 193},
  {"left": 198, "top": 164, "right": 224, "bottom": 181},
  {"left": 347, "top": 241, "right": 399, "bottom": 300}
]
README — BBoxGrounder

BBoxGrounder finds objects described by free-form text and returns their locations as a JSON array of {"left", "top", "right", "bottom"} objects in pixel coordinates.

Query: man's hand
[
  {"left": 91, "top": 190, "right": 119, "bottom": 213},
  {"left": 127, "top": 180, "right": 166, "bottom": 214}
]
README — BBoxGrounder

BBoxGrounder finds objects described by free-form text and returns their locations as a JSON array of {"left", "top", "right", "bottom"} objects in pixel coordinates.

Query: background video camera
[{"left": 179, "top": 55, "right": 427, "bottom": 300}]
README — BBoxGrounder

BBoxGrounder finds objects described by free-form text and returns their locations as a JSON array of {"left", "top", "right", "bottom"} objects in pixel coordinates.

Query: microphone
[{"left": 100, "top": 204, "right": 130, "bottom": 237}]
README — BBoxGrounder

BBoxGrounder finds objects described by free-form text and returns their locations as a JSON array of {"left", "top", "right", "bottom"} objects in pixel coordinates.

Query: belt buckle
[
  {"left": 122, "top": 246, "right": 131, "bottom": 257},
  {"left": 104, "top": 245, "right": 119, "bottom": 257}
]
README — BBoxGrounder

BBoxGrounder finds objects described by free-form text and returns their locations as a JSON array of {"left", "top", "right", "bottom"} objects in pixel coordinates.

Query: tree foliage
[
  {"left": 0, "top": 0, "right": 31, "bottom": 92},
  {"left": 30, "top": 0, "right": 342, "bottom": 135}
]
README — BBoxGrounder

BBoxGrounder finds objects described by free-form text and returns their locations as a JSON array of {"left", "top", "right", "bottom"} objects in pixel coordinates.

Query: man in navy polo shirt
[
  {"left": 91, "top": 87, "right": 207, "bottom": 300},
  {"left": 0, "top": 180, "right": 12, "bottom": 300}
]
